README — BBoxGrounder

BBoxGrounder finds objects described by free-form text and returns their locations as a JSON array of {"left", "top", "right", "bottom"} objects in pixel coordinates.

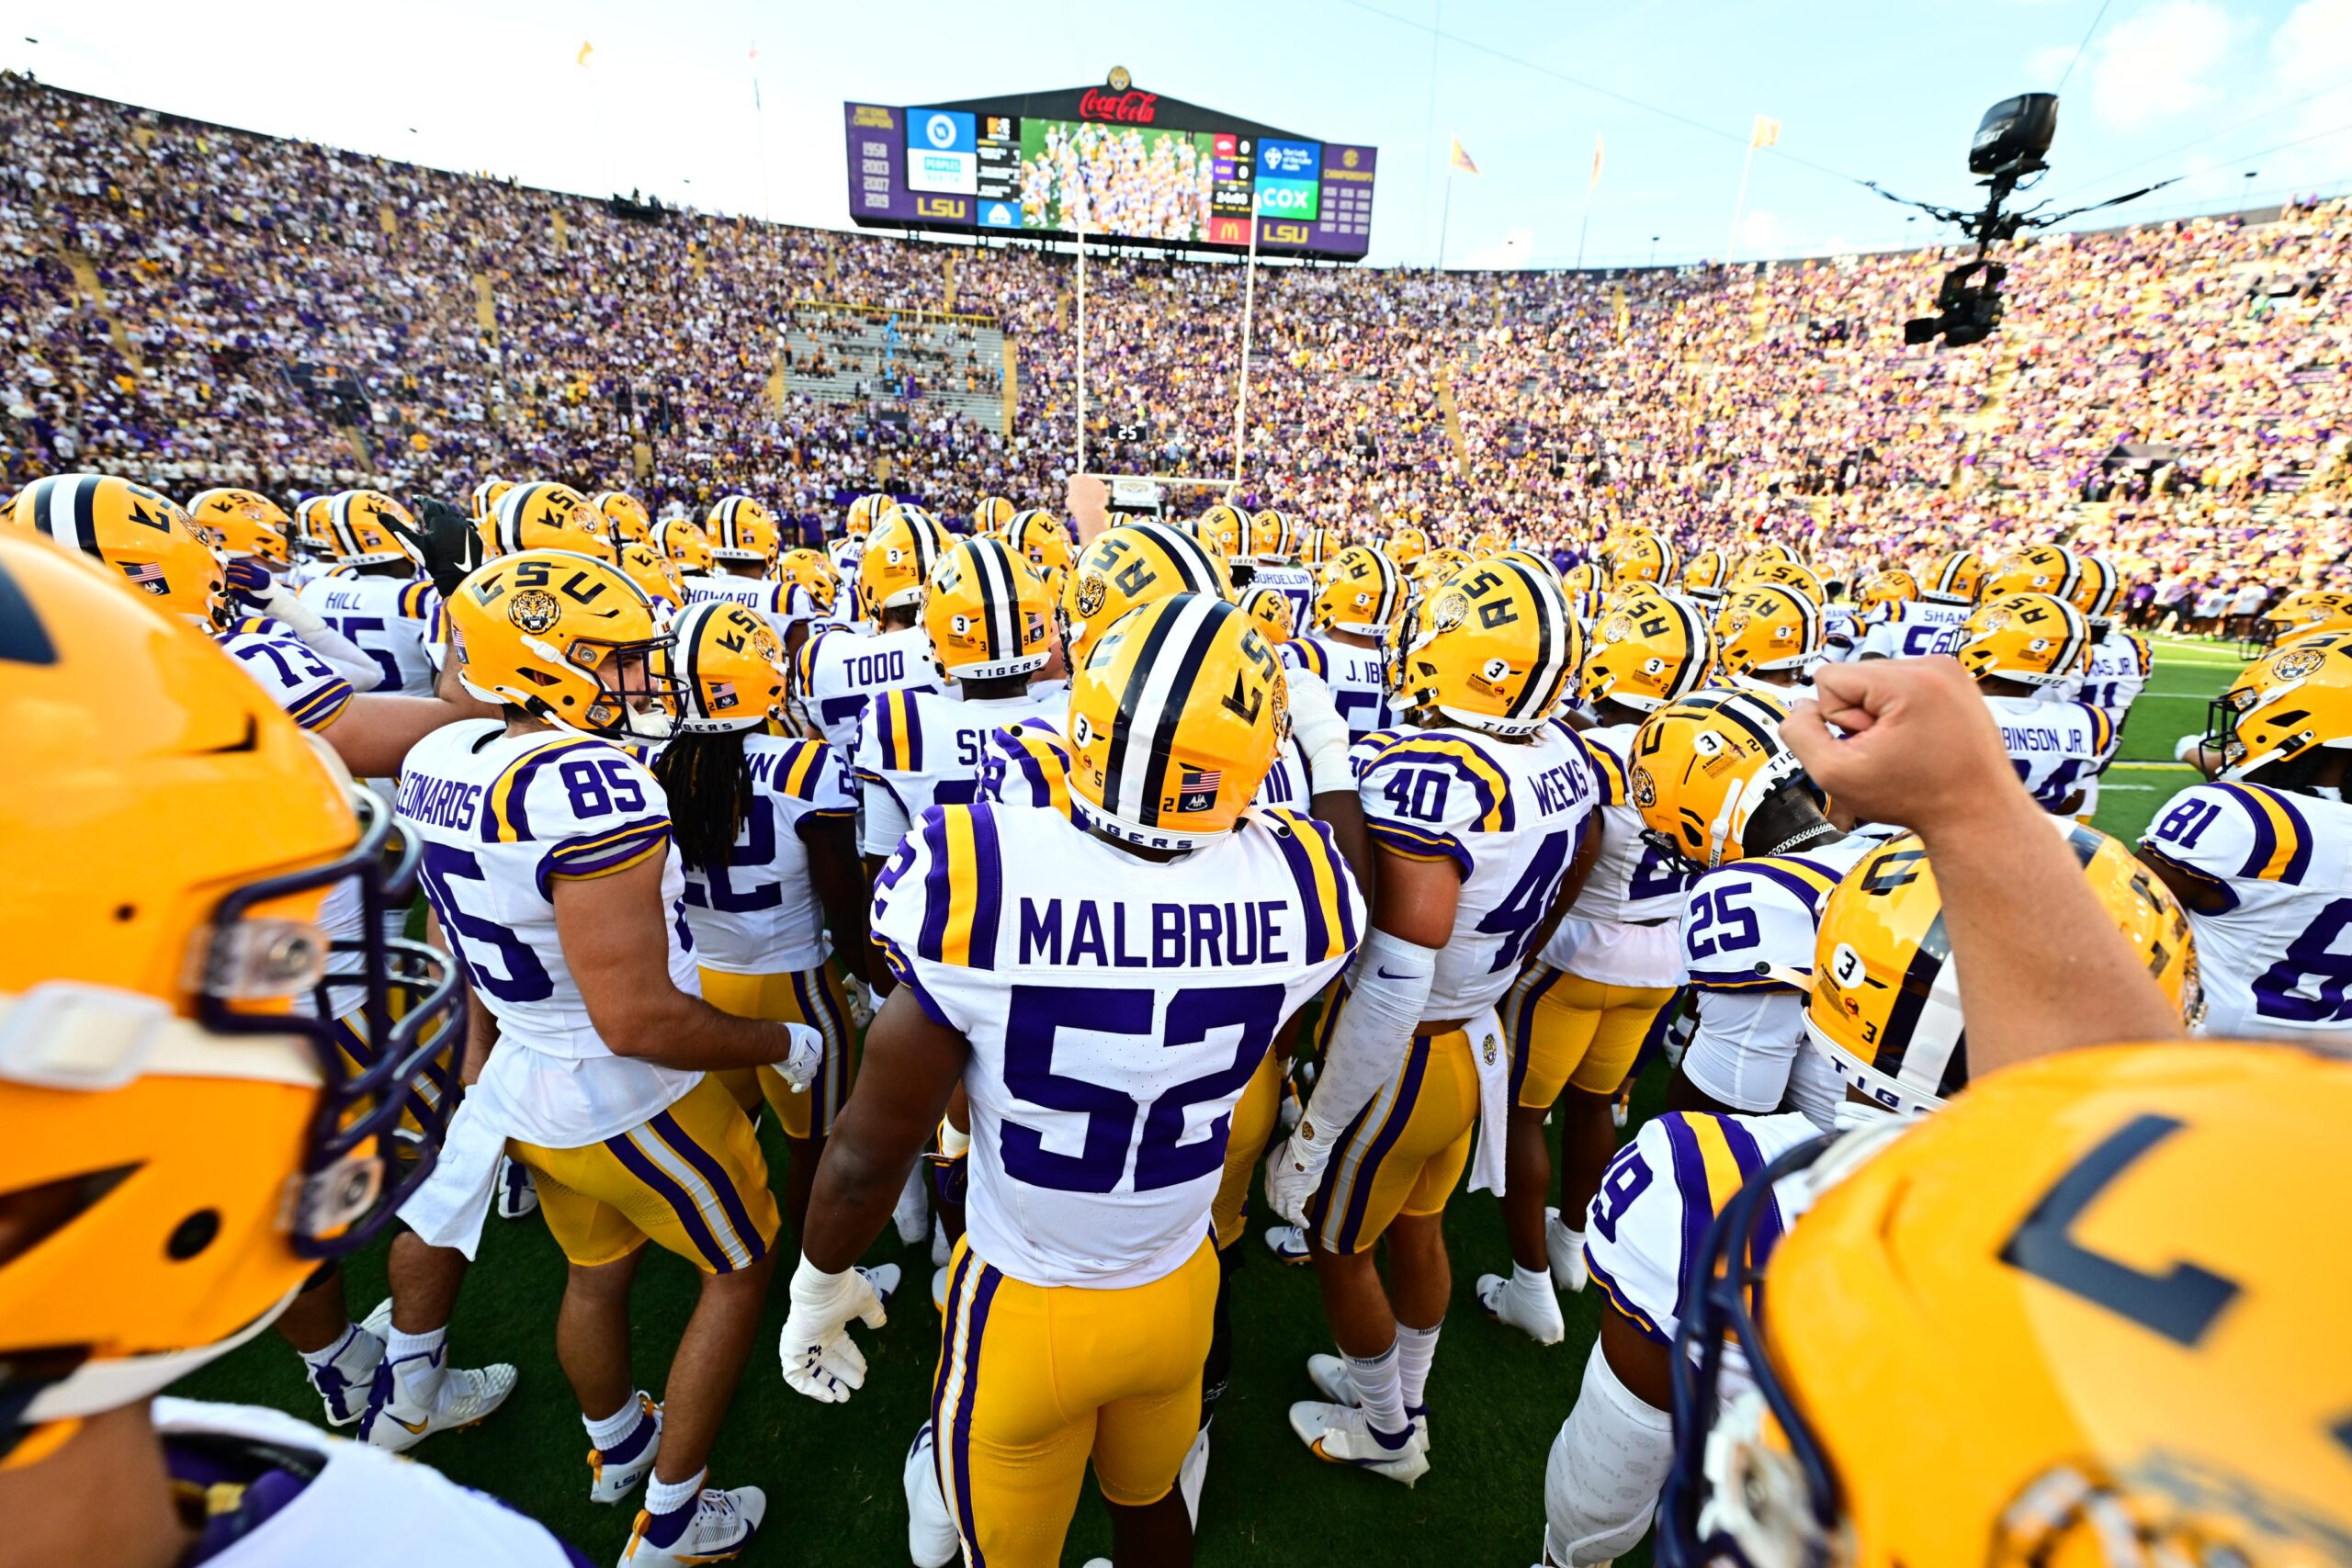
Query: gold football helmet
[
  {"left": 0, "top": 531, "right": 460, "bottom": 1456},
  {"left": 187, "top": 488, "right": 292, "bottom": 568},
  {"left": 1250, "top": 507, "right": 1302, "bottom": 563},
  {"left": 1582, "top": 591, "right": 1715, "bottom": 713},
  {"left": 668, "top": 600, "right": 787, "bottom": 733},
  {"left": 1808, "top": 822, "right": 2197, "bottom": 1117},
  {"left": 972, "top": 495, "right": 1018, "bottom": 538},
  {"left": 858, "top": 507, "right": 950, "bottom": 618},
  {"left": 295, "top": 495, "right": 337, "bottom": 560},
  {"left": 614, "top": 541, "right": 684, "bottom": 620},
  {"left": 469, "top": 477, "right": 514, "bottom": 528},
  {"left": 1467, "top": 527, "right": 1510, "bottom": 559},
  {"left": 652, "top": 516, "right": 716, "bottom": 578},
  {"left": 1713, "top": 581, "right": 1824, "bottom": 682},
  {"left": 2205, "top": 630, "right": 2352, "bottom": 784},
  {"left": 1955, "top": 592, "right": 2093, "bottom": 688},
  {"left": 1312, "top": 543, "right": 1407, "bottom": 637},
  {"left": 1297, "top": 525, "right": 1333, "bottom": 567},
  {"left": 1560, "top": 561, "right": 1607, "bottom": 599},
  {"left": 9, "top": 472, "right": 228, "bottom": 632},
  {"left": 1238, "top": 582, "right": 1295, "bottom": 644},
  {"left": 1494, "top": 547, "right": 1561, "bottom": 586},
  {"left": 1411, "top": 545, "right": 1473, "bottom": 592},
  {"left": 1385, "top": 524, "right": 1429, "bottom": 566},
  {"left": 1979, "top": 543, "right": 2084, "bottom": 606},
  {"left": 1659, "top": 1041, "right": 2352, "bottom": 1568},
  {"left": 1005, "top": 507, "right": 1075, "bottom": 583},
  {"left": 1066, "top": 593, "right": 1284, "bottom": 851},
  {"left": 2078, "top": 552, "right": 2125, "bottom": 629},
  {"left": 1683, "top": 548, "right": 1731, "bottom": 602},
  {"left": 775, "top": 547, "right": 839, "bottom": 617},
  {"left": 1630, "top": 688, "right": 1812, "bottom": 868},
  {"left": 845, "top": 491, "right": 888, "bottom": 540},
  {"left": 1747, "top": 542, "right": 1802, "bottom": 566},
  {"left": 323, "top": 490, "right": 426, "bottom": 570},
  {"left": 1921, "top": 547, "right": 1984, "bottom": 605},
  {"left": 706, "top": 495, "right": 779, "bottom": 568},
  {"left": 1608, "top": 529, "right": 1681, "bottom": 588},
  {"left": 1395, "top": 557, "right": 1580, "bottom": 737},
  {"left": 1193, "top": 503, "right": 1249, "bottom": 562},
  {"left": 1730, "top": 556, "right": 1826, "bottom": 605},
  {"left": 590, "top": 491, "right": 653, "bottom": 547},
  {"left": 925, "top": 536, "right": 1053, "bottom": 680},
  {"left": 1062, "top": 522, "right": 1232, "bottom": 666},
  {"left": 447, "top": 548, "right": 679, "bottom": 740},
  {"left": 2253, "top": 589, "right": 2352, "bottom": 654},
  {"left": 488, "top": 480, "right": 601, "bottom": 559},
  {"left": 1855, "top": 568, "right": 1918, "bottom": 618}
]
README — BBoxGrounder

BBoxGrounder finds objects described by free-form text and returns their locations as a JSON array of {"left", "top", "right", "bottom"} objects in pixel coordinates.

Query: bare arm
[
  {"left": 554, "top": 853, "right": 803, "bottom": 1069},
  {"left": 1374, "top": 844, "right": 1461, "bottom": 948},
  {"left": 320, "top": 693, "right": 492, "bottom": 779},
  {"left": 1783, "top": 658, "right": 2184, "bottom": 1076},
  {"left": 802, "top": 814, "right": 873, "bottom": 987},
  {"left": 799, "top": 988, "right": 968, "bottom": 1272},
  {"left": 1311, "top": 786, "right": 1376, "bottom": 901}
]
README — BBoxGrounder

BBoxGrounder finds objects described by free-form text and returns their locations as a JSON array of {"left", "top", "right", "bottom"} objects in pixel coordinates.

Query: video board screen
[{"left": 842, "top": 83, "right": 1375, "bottom": 260}]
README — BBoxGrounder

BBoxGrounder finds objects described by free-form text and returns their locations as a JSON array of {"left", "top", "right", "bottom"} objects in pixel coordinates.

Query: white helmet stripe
[
  {"left": 1109, "top": 593, "right": 1220, "bottom": 826},
  {"left": 1500, "top": 559, "right": 1570, "bottom": 721}
]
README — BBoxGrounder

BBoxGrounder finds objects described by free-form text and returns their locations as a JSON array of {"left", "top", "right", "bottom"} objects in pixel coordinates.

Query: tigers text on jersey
[
  {"left": 1536, "top": 721, "right": 1693, "bottom": 987},
  {"left": 1253, "top": 563, "right": 1317, "bottom": 631},
  {"left": 397, "top": 721, "right": 699, "bottom": 1144},
  {"left": 153, "top": 1399, "right": 586, "bottom": 1568},
  {"left": 1857, "top": 600, "right": 1970, "bottom": 660},
  {"left": 298, "top": 569, "right": 444, "bottom": 694},
  {"left": 1358, "top": 724, "right": 1602, "bottom": 1019},
  {"left": 854, "top": 687, "right": 1062, "bottom": 856},
  {"left": 2082, "top": 626, "right": 2154, "bottom": 717},
  {"left": 672, "top": 733, "right": 856, "bottom": 973},
  {"left": 797, "top": 625, "right": 940, "bottom": 752},
  {"left": 216, "top": 628, "right": 355, "bottom": 731},
  {"left": 2140, "top": 783, "right": 2352, "bottom": 1038},
  {"left": 872, "top": 802, "right": 1363, "bottom": 1288},
  {"left": 1582, "top": 1111, "right": 1818, "bottom": 1375},
  {"left": 1984, "top": 693, "right": 2111, "bottom": 810},
  {"left": 1281, "top": 635, "right": 1397, "bottom": 739}
]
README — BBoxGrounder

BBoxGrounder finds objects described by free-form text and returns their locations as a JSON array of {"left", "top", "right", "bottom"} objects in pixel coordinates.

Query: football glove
[
  {"left": 1263, "top": 1117, "right": 1338, "bottom": 1229},
  {"left": 771, "top": 1021, "right": 824, "bottom": 1092},
  {"left": 778, "top": 1258, "right": 888, "bottom": 1404}
]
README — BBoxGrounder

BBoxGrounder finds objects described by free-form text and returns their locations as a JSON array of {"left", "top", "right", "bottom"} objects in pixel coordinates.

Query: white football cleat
[
  {"left": 587, "top": 1392, "right": 662, "bottom": 1505},
  {"left": 1545, "top": 1208, "right": 1589, "bottom": 1293},
  {"left": 893, "top": 1164, "right": 930, "bottom": 1246},
  {"left": 495, "top": 1155, "right": 539, "bottom": 1219},
  {"left": 620, "top": 1483, "right": 764, "bottom": 1565},
  {"left": 308, "top": 1297, "right": 390, "bottom": 1427},
  {"left": 1304, "top": 1354, "right": 1430, "bottom": 1447},
  {"left": 1289, "top": 1400, "right": 1430, "bottom": 1487},
  {"left": 931, "top": 1265, "right": 952, "bottom": 1314},
  {"left": 1477, "top": 1272, "right": 1566, "bottom": 1346},
  {"left": 1263, "top": 1224, "right": 1310, "bottom": 1265},
  {"left": 903, "top": 1423, "right": 959, "bottom": 1568},
  {"left": 357, "top": 1351, "right": 517, "bottom": 1454},
  {"left": 864, "top": 1261, "right": 901, "bottom": 1309}
]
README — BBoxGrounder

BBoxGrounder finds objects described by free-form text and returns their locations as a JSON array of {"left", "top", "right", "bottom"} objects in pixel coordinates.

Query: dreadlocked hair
[{"left": 651, "top": 729, "right": 755, "bottom": 875}]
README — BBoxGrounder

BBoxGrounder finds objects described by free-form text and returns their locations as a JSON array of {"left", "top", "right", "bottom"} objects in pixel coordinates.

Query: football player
[
  {"left": 1480, "top": 590, "right": 1712, "bottom": 1344},
  {"left": 1710, "top": 581, "right": 1823, "bottom": 697},
  {"left": 1633, "top": 689, "right": 1875, "bottom": 1130},
  {"left": 1249, "top": 507, "right": 1317, "bottom": 629},
  {"left": 1951, "top": 591, "right": 2109, "bottom": 816},
  {"left": 187, "top": 485, "right": 293, "bottom": 576},
  {"left": 798, "top": 507, "right": 948, "bottom": 752},
  {"left": 297, "top": 490, "right": 447, "bottom": 695},
  {"left": 396, "top": 548, "right": 826, "bottom": 1565},
  {"left": 1285, "top": 542, "right": 1406, "bottom": 739},
  {"left": 2139, "top": 633, "right": 2352, "bottom": 1038},
  {"left": 778, "top": 592, "right": 1362, "bottom": 1568},
  {"left": 0, "top": 530, "right": 583, "bottom": 1565},
  {"left": 830, "top": 492, "right": 885, "bottom": 608},
  {"left": 654, "top": 601, "right": 876, "bottom": 1248},
  {"left": 1267, "top": 558, "right": 1599, "bottom": 1486},
  {"left": 181, "top": 485, "right": 387, "bottom": 691},
  {"left": 1855, "top": 547, "right": 1979, "bottom": 659},
  {"left": 683, "top": 495, "right": 800, "bottom": 649},
  {"left": 1680, "top": 548, "right": 1731, "bottom": 604}
]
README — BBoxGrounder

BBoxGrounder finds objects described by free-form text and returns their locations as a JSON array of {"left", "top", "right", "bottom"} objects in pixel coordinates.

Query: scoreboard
[{"left": 842, "top": 73, "right": 1376, "bottom": 260}]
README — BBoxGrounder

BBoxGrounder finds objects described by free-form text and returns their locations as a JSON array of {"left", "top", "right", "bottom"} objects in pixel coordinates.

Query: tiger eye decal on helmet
[
  {"left": 1395, "top": 557, "right": 1580, "bottom": 736},
  {"left": 1059, "top": 522, "right": 1231, "bottom": 667}
]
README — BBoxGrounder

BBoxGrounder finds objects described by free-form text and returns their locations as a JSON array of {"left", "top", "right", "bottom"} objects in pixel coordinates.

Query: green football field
[{"left": 174, "top": 636, "right": 2243, "bottom": 1568}]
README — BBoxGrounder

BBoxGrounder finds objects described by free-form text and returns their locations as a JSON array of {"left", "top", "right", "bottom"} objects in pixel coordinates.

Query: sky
[{"left": 6, "top": 0, "right": 2350, "bottom": 268}]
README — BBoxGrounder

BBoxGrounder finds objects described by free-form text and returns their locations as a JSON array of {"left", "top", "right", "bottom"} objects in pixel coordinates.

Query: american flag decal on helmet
[
  {"left": 119, "top": 559, "right": 169, "bottom": 595},
  {"left": 1175, "top": 765, "right": 1222, "bottom": 812}
]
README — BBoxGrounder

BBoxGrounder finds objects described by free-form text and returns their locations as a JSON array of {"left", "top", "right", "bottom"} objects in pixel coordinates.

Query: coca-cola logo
[{"left": 1080, "top": 88, "right": 1159, "bottom": 124}]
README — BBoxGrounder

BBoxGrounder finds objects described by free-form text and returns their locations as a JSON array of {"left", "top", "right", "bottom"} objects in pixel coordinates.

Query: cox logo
[
  {"left": 925, "top": 114, "right": 958, "bottom": 148},
  {"left": 1261, "top": 184, "right": 1317, "bottom": 213}
]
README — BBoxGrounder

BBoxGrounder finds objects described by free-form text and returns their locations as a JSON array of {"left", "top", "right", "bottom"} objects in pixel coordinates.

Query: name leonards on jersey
[
  {"left": 1017, "top": 896, "right": 1293, "bottom": 969},
  {"left": 399, "top": 771, "right": 482, "bottom": 831}
]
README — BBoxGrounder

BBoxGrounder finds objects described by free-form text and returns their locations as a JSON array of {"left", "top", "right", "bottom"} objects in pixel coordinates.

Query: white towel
[
  {"left": 1464, "top": 1006, "right": 1510, "bottom": 1196},
  {"left": 393, "top": 1097, "right": 506, "bottom": 1258}
]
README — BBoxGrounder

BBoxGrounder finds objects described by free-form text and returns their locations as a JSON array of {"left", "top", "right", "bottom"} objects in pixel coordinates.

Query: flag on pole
[
  {"left": 1449, "top": 138, "right": 1480, "bottom": 176},
  {"left": 1750, "top": 115, "right": 1780, "bottom": 149},
  {"left": 575, "top": 40, "right": 594, "bottom": 66},
  {"left": 1589, "top": 133, "right": 1605, "bottom": 189}
]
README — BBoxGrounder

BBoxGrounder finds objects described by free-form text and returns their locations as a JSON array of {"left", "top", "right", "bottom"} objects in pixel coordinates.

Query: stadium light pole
[
  {"left": 1076, "top": 215, "right": 1088, "bottom": 479},
  {"left": 1233, "top": 191, "right": 1262, "bottom": 489}
]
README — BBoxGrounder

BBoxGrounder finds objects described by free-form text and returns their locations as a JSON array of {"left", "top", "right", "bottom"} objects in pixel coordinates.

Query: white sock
[
  {"left": 1513, "top": 1263, "right": 1552, "bottom": 1298},
  {"left": 382, "top": 1325, "right": 446, "bottom": 1402},
  {"left": 384, "top": 1325, "right": 445, "bottom": 1363},
  {"left": 583, "top": 1397, "right": 643, "bottom": 1450},
  {"left": 1396, "top": 1320, "right": 1442, "bottom": 1413},
  {"left": 298, "top": 1322, "right": 367, "bottom": 1371},
  {"left": 1342, "top": 1343, "right": 1410, "bottom": 1443},
  {"left": 644, "top": 1466, "right": 706, "bottom": 1517}
]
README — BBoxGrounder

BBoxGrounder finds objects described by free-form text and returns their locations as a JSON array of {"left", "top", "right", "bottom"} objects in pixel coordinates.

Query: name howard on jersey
[{"left": 1014, "top": 895, "right": 1295, "bottom": 969}]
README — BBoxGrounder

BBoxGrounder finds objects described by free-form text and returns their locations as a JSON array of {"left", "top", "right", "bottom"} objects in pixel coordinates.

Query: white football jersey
[
  {"left": 1282, "top": 635, "right": 1397, "bottom": 739},
  {"left": 1358, "top": 724, "right": 1602, "bottom": 1019},
  {"left": 216, "top": 628, "right": 356, "bottom": 731},
  {"left": 153, "top": 1399, "right": 584, "bottom": 1567},
  {"left": 1582, "top": 1111, "right": 1818, "bottom": 1377},
  {"left": 1857, "top": 600, "right": 1970, "bottom": 660},
  {"left": 298, "top": 569, "right": 444, "bottom": 694},
  {"left": 1253, "top": 563, "right": 1317, "bottom": 632},
  {"left": 681, "top": 571, "right": 802, "bottom": 643},
  {"left": 853, "top": 686, "right": 1061, "bottom": 857},
  {"left": 873, "top": 802, "right": 1362, "bottom": 1288},
  {"left": 797, "top": 625, "right": 940, "bottom": 752},
  {"left": 2082, "top": 626, "right": 2154, "bottom": 719},
  {"left": 673, "top": 733, "right": 856, "bottom": 974},
  {"left": 1535, "top": 721, "right": 1693, "bottom": 987},
  {"left": 2141, "top": 782, "right": 2352, "bottom": 1038},
  {"left": 1250, "top": 734, "right": 1316, "bottom": 810},
  {"left": 1819, "top": 604, "right": 1862, "bottom": 661},
  {"left": 1984, "top": 692, "right": 2112, "bottom": 811}
]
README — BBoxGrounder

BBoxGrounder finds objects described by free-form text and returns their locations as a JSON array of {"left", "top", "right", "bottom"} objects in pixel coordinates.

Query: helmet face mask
[
  {"left": 451, "top": 550, "right": 683, "bottom": 741},
  {"left": 2203, "top": 633, "right": 2352, "bottom": 784}
]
